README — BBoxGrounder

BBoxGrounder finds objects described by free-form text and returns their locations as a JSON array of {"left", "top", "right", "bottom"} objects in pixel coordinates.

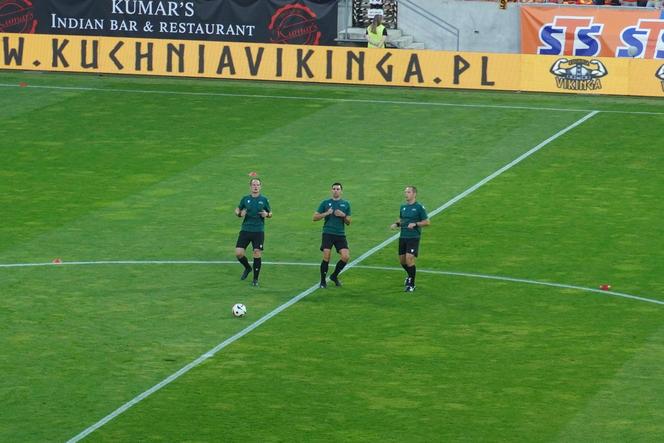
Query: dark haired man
[
  {"left": 235, "top": 178, "right": 272, "bottom": 286},
  {"left": 390, "top": 186, "right": 429, "bottom": 292},
  {"left": 313, "top": 182, "right": 352, "bottom": 288}
]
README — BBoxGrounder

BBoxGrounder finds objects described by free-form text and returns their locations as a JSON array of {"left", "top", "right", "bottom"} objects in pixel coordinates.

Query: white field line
[
  {"left": 59, "top": 111, "right": 595, "bottom": 441},
  {"left": 1, "top": 82, "right": 663, "bottom": 115},
  {"left": 2, "top": 259, "right": 661, "bottom": 306},
  {"left": 360, "top": 265, "right": 664, "bottom": 307},
  {"left": 0, "top": 260, "right": 321, "bottom": 268}
]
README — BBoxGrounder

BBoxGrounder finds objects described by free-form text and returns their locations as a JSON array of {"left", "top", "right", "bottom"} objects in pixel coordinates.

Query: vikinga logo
[
  {"left": 550, "top": 58, "right": 608, "bottom": 91},
  {"left": 657, "top": 65, "right": 664, "bottom": 92},
  {"left": 538, "top": 17, "right": 604, "bottom": 56},
  {"left": 268, "top": 3, "right": 321, "bottom": 45},
  {"left": 0, "top": 0, "right": 37, "bottom": 33}
]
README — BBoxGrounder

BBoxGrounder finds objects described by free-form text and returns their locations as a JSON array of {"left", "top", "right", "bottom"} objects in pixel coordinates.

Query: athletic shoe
[
  {"left": 240, "top": 268, "right": 251, "bottom": 280},
  {"left": 405, "top": 285, "right": 415, "bottom": 292},
  {"left": 329, "top": 275, "right": 342, "bottom": 287},
  {"left": 319, "top": 281, "right": 327, "bottom": 289},
  {"left": 251, "top": 279, "right": 259, "bottom": 287}
]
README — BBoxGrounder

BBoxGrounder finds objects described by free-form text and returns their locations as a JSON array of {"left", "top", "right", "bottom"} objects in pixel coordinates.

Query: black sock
[
  {"left": 238, "top": 256, "right": 251, "bottom": 270},
  {"left": 331, "top": 260, "right": 347, "bottom": 278},
  {"left": 253, "top": 258, "right": 262, "bottom": 280},
  {"left": 401, "top": 263, "right": 409, "bottom": 282},
  {"left": 407, "top": 265, "right": 416, "bottom": 286},
  {"left": 320, "top": 260, "right": 329, "bottom": 281}
]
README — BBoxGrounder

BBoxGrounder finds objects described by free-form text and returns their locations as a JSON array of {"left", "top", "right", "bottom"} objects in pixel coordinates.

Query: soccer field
[{"left": 1, "top": 71, "right": 663, "bottom": 442}]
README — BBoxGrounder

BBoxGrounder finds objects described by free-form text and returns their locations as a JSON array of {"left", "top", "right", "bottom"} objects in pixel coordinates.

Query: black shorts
[
  {"left": 320, "top": 233, "right": 349, "bottom": 252},
  {"left": 398, "top": 237, "right": 420, "bottom": 257},
  {"left": 236, "top": 231, "right": 265, "bottom": 251}
]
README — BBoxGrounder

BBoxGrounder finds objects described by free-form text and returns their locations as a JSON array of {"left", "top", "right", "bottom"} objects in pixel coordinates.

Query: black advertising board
[{"left": 0, "top": 0, "right": 338, "bottom": 45}]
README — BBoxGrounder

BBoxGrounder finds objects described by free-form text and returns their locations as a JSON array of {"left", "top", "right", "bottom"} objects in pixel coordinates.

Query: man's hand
[{"left": 333, "top": 209, "right": 346, "bottom": 218}]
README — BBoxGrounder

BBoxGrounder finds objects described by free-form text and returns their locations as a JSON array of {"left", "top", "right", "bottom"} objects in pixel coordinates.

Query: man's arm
[
  {"left": 333, "top": 208, "right": 351, "bottom": 225},
  {"left": 335, "top": 213, "right": 351, "bottom": 225},
  {"left": 260, "top": 199, "right": 272, "bottom": 219},
  {"left": 234, "top": 201, "right": 246, "bottom": 218},
  {"left": 313, "top": 207, "right": 333, "bottom": 221},
  {"left": 407, "top": 219, "right": 430, "bottom": 230}
]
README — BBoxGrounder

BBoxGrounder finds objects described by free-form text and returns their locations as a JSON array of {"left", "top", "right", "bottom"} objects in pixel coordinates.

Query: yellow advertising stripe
[
  {"left": 0, "top": 33, "right": 517, "bottom": 89},
  {"left": 1, "top": 33, "right": 663, "bottom": 97}
]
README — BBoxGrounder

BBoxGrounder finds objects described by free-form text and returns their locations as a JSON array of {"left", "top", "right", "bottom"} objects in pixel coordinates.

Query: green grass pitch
[{"left": 1, "top": 71, "right": 663, "bottom": 442}]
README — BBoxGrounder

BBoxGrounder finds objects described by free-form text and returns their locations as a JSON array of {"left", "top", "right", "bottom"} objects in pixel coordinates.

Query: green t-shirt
[
  {"left": 317, "top": 198, "right": 351, "bottom": 236},
  {"left": 238, "top": 194, "right": 271, "bottom": 232},
  {"left": 399, "top": 202, "right": 428, "bottom": 238}
]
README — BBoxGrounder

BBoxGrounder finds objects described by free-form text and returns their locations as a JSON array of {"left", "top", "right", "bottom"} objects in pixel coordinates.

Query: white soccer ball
[
  {"left": 232, "top": 303, "right": 247, "bottom": 317},
  {"left": 627, "top": 45, "right": 638, "bottom": 57}
]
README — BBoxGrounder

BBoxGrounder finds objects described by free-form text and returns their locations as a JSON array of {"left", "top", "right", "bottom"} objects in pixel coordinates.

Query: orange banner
[{"left": 520, "top": 5, "right": 664, "bottom": 59}]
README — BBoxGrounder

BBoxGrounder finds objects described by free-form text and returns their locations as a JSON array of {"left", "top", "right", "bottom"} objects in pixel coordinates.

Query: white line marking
[
  {"left": 2, "top": 82, "right": 663, "bottom": 115},
  {"left": 2, "top": 260, "right": 660, "bottom": 306},
  {"left": 0, "top": 260, "right": 321, "bottom": 269},
  {"left": 66, "top": 282, "right": 320, "bottom": 443},
  {"left": 359, "top": 265, "right": 664, "bottom": 307},
  {"left": 427, "top": 110, "right": 599, "bottom": 220},
  {"left": 62, "top": 111, "right": 596, "bottom": 441}
]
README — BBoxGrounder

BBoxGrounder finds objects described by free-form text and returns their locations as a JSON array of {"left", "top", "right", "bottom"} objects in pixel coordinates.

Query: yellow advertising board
[
  {"left": 1, "top": 33, "right": 663, "bottom": 97},
  {"left": 521, "top": 54, "right": 664, "bottom": 97}
]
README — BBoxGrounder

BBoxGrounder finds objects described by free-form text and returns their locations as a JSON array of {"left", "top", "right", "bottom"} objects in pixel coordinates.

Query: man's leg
[
  {"left": 252, "top": 249, "right": 262, "bottom": 286},
  {"left": 405, "top": 253, "right": 416, "bottom": 292},
  {"left": 320, "top": 248, "right": 331, "bottom": 288},
  {"left": 235, "top": 247, "right": 251, "bottom": 280},
  {"left": 399, "top": 254, "right": 409, "bottom": 287},
  {"left": 329, "top": 248, "right": 349, "bottom": 286}
]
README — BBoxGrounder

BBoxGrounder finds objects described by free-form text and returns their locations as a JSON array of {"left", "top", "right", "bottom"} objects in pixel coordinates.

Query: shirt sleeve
[
  {"left": 346, "top": 202, "right": 352, "bottom": 216},
  {"left": 263, "top": 198, "right": 271, "bottom": 213},
  {"left": 317, "top": 201, "right": 327, "bottom": 213},
  {"left": 419, "top": 205, "right": 429, "bottom": 221},
  {"left": 238, "top": 198, "right": 245, "bottom": 210}
]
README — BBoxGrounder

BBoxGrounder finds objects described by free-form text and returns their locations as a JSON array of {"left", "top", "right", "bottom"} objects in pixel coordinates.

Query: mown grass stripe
[{"left": 2, "top": 83, "right": 662, "bottom": 115}]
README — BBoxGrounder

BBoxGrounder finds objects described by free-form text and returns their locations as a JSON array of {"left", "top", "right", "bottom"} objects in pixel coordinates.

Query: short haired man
[
  {"left": 234, "top": 178, "right": 272, "bottom": 286},
  {"left": 390, "top": 186, "right": 430, "bottom": 292},
  {"left": 313, "top": 182, "right": 352, "bottom": 288}
]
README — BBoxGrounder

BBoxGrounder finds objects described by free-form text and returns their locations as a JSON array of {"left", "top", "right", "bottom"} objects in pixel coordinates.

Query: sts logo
[
  {"left": 616, "top": 19, "right": 664, "bottom": 59},
  {"left": 538, "top": 17, "right": 604, "bottom": 56}
]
